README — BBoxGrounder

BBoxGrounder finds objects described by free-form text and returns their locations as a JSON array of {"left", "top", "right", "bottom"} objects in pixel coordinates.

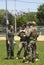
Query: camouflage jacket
[
  {"left": 25, "top": 26, "right": 39, "bottom": 41},
  {"left": 18, "top": 29, "right": 26, "bottom": 41}
]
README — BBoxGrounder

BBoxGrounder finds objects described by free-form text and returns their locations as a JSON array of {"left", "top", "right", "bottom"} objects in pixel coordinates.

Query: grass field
[{"left": 0, "top": 41, "right": 44, "bottom": 65}]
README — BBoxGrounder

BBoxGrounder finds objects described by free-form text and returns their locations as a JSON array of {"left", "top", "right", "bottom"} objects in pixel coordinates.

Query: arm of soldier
[
  {"left": 25, "top": 28, "right": 32, "bottom": 37},
  {"left": 37, "top": 32, "right": 40, "bottom": 37},
  {"left": 35, "top": 27, "right": 40, "bottom": 38},
  {"left": 8, "top": 30, "right": 10, "bottom": 44},
  {"left": 36, "top": 28, "right": 40, "bottom": 37},
  {"left": 17, "top": 30, "right": 24, "bottom": 37}
]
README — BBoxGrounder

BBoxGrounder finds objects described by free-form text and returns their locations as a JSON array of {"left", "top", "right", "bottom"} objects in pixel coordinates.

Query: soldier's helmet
[
  {"left": 27, "top": 21, "right": 36, "bottom": 27},
  {"left": 32, "top": 21, "right": 36, "bottom": 25}
]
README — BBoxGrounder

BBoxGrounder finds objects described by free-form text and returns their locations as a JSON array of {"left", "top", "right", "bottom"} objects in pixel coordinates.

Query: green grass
[{"left": 0, "top": 40, "right": 44, "bottom": 65}]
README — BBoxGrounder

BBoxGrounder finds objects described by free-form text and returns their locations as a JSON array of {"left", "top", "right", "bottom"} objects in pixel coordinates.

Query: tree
[
  {"left": 0, "top": 10, "right": 14, "bottom": 26},
  {"left": 37, "top": 4, "right": 44, "bottom": 25},
  {"left": 16, "top": 14, "right": 28, "bottom": 28},
  {"left": 0, "top": 10, "right": 6, "bottom": 26},
  {"left": 27, "top": 12, "right": 38, "bottom": 23},
  {"left": 16, "top": 12, "right": 38, "bottom": 28},
  {"left": 8, "top": 12, "right": 14, "bottom": 25}
]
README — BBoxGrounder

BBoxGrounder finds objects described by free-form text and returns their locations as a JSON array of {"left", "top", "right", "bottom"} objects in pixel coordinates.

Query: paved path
[{"left": 0, "top": 35, "right": 44, "bottom": 41}]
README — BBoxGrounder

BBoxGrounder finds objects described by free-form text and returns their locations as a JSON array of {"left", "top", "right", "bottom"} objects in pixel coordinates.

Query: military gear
[
  {"left": 29, "top": 27, "right": 39, "bottom": 59},
  {"left": 16, "top": 29, "right": 27, "bottom": 59},
  {"left": 25, "top": 25, "right": 39, "bottom": 62},
  {"left": 27, "top": 21, "right": 36, "bottom": 27},
  {"left": 18, "top": 30, "right": 26, "bottom": 41}
]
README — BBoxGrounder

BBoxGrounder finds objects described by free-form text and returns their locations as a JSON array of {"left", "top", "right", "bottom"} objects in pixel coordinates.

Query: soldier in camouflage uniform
[
  {"left": 16, "top": 24, "right": 27, "bottom": 60},
  {"left": 6, "top": 25, "right": 14, "bottom": 59},
  {"left": 24, "top": 22, "right": 39, "bottom": 63},
  {"left": 22, "top": 26, "right": 31, "bottom": 62}
]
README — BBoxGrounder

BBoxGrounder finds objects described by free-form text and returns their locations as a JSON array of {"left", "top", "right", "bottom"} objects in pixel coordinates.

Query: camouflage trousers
[
  {"left": 27, "top": 40, "right": 38, "bottom": 62},
  {"left": 6, "top": 40, "right": 14, "bottom": 58},
  {"left": 17, "top": 41, "right": 27, "bottom": 58}
]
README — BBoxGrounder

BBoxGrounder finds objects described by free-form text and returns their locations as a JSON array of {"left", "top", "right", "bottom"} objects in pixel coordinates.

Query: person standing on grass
[
  {"left": 16, "top": 24, "right": 27, "bottom": 60},
  {"left": 24, "top": 22, "right": 39, "bottom": 63},
  {"left": 6, "top": 25, "right": 14, "bottom": 59}
]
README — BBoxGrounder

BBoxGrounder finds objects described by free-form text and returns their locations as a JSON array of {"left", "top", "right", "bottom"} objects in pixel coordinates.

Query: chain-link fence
[
  {"left": 0, "top": 27, "right": 6, "bottom": 36},
  {"left": 0, "top": 26, "right": 44, "bottom": 37},
  {"left": 37, "top": 26, "right": 44, "bottom": 35}
]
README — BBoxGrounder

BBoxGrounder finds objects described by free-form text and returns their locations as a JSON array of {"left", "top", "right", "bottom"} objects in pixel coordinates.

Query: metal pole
[
  {"left": 6, "top": 0, "right": 8, "bottom": 24},
  {"left": 6, "top": 0, "right": 7, "bottom": 21},
  {"left": 6, "top": 0, "right": 9, "bottom": 40},
  {"left": 6, "top": 0, "right": 8, "bottom": 39},
  {"left": 5, "top": 0, "right": 8, "bottom": 57},
  {"left": 14, "top": 0, "right": 17, "bottom": 33},
  {"left": 6, "top": 0, "right": 9, "bottom": 58}
]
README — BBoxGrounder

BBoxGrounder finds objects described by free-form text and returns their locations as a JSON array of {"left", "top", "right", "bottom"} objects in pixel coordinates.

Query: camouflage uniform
[
  {"left": 24, "top": 22, "right": 39, "bottom": 63},
  {"left": 27, "top": 26, "right": 39, "bottom": 62},
  {"left": 23, "top": 26, "right": 30, "bottom": 58},
  {"left": 6, "top": 25, "right": 14, "bottom": 59},
  {"left": 16, "top": 29, "right": 27, "bottom": 59}
]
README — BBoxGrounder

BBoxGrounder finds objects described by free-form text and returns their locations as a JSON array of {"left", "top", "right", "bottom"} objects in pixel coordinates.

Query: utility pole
[
  {"left": 6, "top": 0, "right": 9, "bottom": 42},
  {"left": 6, "top": 0, "right": 9, "bottom": 58},
  {"left": 14, "top": 0, "right": 17, "bottom": 34}
]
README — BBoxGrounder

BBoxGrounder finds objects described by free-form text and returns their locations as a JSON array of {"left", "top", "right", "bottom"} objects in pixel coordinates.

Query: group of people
[{"left": 6, "top": 22, "right": 39, "bottom": 63}]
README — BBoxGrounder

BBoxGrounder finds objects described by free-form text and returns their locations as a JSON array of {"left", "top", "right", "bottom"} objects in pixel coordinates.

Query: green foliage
[
  {"left": 16, "top": 15, "right": 28, "bottom": 27},
  {"left": 0, "top": 41, "right": 44, "bottom": 65},
  {"left": 16, "top": 12, "right": 38, "bottom": 28},
  {"left": 0, "top": 10, "right": 6, "bottom": 26},
  {"left": 27, "top": 12, "right": 38, "bottom": 23},
  {"left": 37, "top": 4, "right": 44, "bottom": 25},
  {"left": 1, "top": 6, "right": 44, "bottom": 27},
  {"left": 8, "top": 13, "right": 14, "bottom": 25},
  {"left": 0, "top": 10, "right": 14, "bottom": 26}
]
